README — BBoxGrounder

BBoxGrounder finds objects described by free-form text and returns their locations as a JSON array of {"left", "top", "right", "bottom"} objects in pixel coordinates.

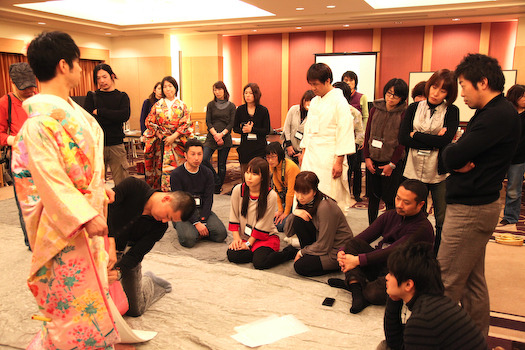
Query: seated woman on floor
[
  {"left": 227, "top": 157, "right": 297, "bottom": 269},
  {"left": 285, "top": 171, "right": 354, "bottom": 276}
]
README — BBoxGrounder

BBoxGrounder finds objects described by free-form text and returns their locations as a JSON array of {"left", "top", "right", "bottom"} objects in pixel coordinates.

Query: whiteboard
[
  {"left": 409, "top": 70, "right": 517, "bottom": 122},
  {"left": 315, "top": 53, "right": 377, "bottom": 101}
]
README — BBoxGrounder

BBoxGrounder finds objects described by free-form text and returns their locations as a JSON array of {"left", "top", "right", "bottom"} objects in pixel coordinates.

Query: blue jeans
[
  {"left": 203, "top": 146, "right": 231, "bottom": 189},
  {"left": 502, "top": 162, "right": 525, "bottom": 224},
  {"left": 174, "top": 211, "right": 227, "bottom": 248}
]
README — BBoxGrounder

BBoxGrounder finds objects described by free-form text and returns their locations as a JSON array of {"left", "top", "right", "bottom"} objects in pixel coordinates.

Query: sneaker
[{"left": 498, "top": 219, "right": 512, "bottom": 226}]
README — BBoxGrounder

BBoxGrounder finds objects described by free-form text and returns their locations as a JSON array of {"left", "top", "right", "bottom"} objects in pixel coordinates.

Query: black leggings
[{"left": 227, "top": 246, "right": 288, "bottom": 270}]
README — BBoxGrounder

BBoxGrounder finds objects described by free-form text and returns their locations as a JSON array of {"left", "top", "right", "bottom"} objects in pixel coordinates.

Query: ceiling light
[
  {"left": 252, "top": 29, "right": 257, "bottom": 32},
  {"left": 296, "top": 27, "right": 302, "bottom": 30},
  {"left": 343, "top": 24, "right": 350, "bottom": 27},
  {"left": 326, "top": 5, "right": 336, "bottom": 9},
  {"left": 296, "top": 7, "right": 304, "bottom": 11},
  {"left": 452, "top": 18, "right": 461, "bottom": 21},
  {"left": 38, "top": 22, "right": 46, "bottom": 25},
  {"left": 16, "top": 0, "right": 275, "bottom": 26},
  {"left": 364, "top": 0, "right": 494, "bottom": 10},
  {"left": 105, "top": 32, "right": 112, "bottom": 35}
]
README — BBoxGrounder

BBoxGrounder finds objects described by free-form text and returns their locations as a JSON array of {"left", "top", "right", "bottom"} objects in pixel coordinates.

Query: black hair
[
  {"left": 383, "top": 78, "right": 409, "bottom": 106},
  {"left": 425, "top": 69, "right": 458, "bottom": 106},
  {"left": 387, "top": 242, "right": 444, "bottom": 296},
  {"left": 26, "top": 31, "right": 80, "bottom": 83},
  {"left": 411, "top": 81, "right": 426, "bottom": 100},
  {"left": 455, "top": 53, "right": 505, "bottom": 93},
  {"left": 333, "top": 81, "right": 353, "bottom": 103},
  {"left": 93, "top": 63, "right": 117, "bottom": 86},
  {"left": 399, "top": 179, "right": 428, "bottom": 204},
  {"left": 161, "top": 76, "right": 179, "bottom": 97},
  {"left": 213, "top": 81, "right": 230, "bottom": 101},
  {"left": 341, "top": 71, "right": 358, "bottom": 90},
  {"left": 307, "top": 63, "right": 333, "bottom": 84},
  {"left": 293, "top": 171, "right": 330, "bottom": 216},
  {"left": 243, "top": 83, "right": 261, "bottom": 105},
  {"left": 241, "top": 157, "right": 270, "bottom": 221},
  {"left": 265, "top": 141, "right": 285, "bottom": 164},
  {"left": 169, "top": 191, "right": 197, "bottom": 222},
  {"left": 184, "top": 138, "right": 203, "bottom": 153},
  {"left": 506, "top": 84, "right": 525, "bottom": 109},
  {"left": 300, "top": 90, "right": 316, "bottom": 118},
  {"left": 148, "top": 82, "right": 162, "bottom": 106}
]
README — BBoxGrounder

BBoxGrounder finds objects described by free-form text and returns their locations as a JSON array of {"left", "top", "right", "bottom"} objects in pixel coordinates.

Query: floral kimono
[
  {"left": 11, "top": 94, "right": 119, "bottom": 349},
  {"left": 143, "top": 97, "right": 193, "bottom": 191}
]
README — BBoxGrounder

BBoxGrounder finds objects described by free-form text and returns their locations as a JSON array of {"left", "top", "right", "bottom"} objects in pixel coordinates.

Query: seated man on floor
[
  {"left": 108, "top": 176, "right": 195, "bottom": 316},
  {"left": 329, "top": 179, "right": 434, "bottom": 314},
  {"left": 378, "top": 242, "right": 487, "bottom": 350},
  {"left": 170, "top": 138, "right": 228, "bottom": 248},
  {"left": 266, "top": 142, "right": 300, "bottom": 232}
]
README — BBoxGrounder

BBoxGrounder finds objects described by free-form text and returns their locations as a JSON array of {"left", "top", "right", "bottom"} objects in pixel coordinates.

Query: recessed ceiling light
[
  {"left": 105, "top": 32, "right": 112, "bottom": 35},
  {"left": 452, "top": 18, "right": 460, "bottom": 21},
  {"left": 38, "top": 22, "right": 46, "bottom": 25},
  {"left": 394, "top": 21, "right": 403, "bottom": 24},
  {"left": 343, "top": 24, "right": 350, "bottom": 27},
  {"left": 296, "top": 27, "right": 302, "bottom": 30},
  {"left": 252, "top": 29, "right": 257, "bottom": 32},
  {"left": 326, "top": 5, "right": 336, "bottom": 8},
  {"left": 296, "top": 7, "right": 304, "bottom": 11}
]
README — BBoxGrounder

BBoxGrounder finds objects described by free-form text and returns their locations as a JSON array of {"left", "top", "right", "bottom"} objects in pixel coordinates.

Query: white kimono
[{"left": 300, "top": 88, "right": 355, "bottom": 212}]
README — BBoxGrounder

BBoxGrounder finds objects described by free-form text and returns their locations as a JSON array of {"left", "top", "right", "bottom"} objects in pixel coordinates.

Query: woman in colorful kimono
[
  {"left": 144, "top": 76, "right": 192, "bottom": 191},
  {"left": 227, "top": 157, "right": 297, "bottom": 269}
]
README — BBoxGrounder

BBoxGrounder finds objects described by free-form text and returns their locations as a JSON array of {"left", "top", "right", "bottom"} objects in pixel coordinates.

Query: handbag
[{"left": 0, "top": 94, "right": 12, "bottom": 166}]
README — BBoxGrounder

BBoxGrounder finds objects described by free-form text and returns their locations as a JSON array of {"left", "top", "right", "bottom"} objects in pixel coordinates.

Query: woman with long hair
[
  {"left": 233, "top": 83, "right": 271, "bottom": 175},
  {"left": 143, "top": 76, "right": 192, "bottom": 191},
  {"left": 203, "top": 81, "right": 236, "bottom": 193},
  {"left": 363, "top": 78, "right": 408, "bottom": 224},
  {"left": 284, "top": 171, "right": 354, "bottom": 277},
  {"left": 499, "top": 84, "right": 525, "bottom": 227},
  {"left": 140, "top": 81, "right": 162, "bottom": 134},
  {"left": 399, "top": 69, "right": 459, "bottom": 254},
  {"left": 281, "top": 90, "right": 315, "bottom": 164},
  {"left": 227, "top": 157, "right": 297, "bottom": 269}
]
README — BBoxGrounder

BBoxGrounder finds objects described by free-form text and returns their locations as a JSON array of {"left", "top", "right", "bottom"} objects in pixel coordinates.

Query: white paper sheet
[
  {"left": 108, "top": 295, "right": 158, "bottom": 343},
  {"left": 231, "top": 314, "right": 309, "bottom": 347}
]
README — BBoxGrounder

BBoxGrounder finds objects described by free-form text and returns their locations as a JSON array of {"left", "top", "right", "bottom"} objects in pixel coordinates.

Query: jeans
[
  {"left": 203, "top": 146, "right": 231, "bottom": 189},
  {"left": 174, "top": 211, "right": 227, "bottom": 248},
  {"left": 502, "top": 162, "right": 525, "bottom": 224},
  {"left": 275, "top": 213, "right": 288, "bottom": 232}
]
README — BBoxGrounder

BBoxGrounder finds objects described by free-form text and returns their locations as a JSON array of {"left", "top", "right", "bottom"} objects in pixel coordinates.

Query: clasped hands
[
  {"left": 229, "top": 238, "right": 249, "bottom": 250},
  {"left": 337, "top": 250, "right": 360, "bottom": 273}
]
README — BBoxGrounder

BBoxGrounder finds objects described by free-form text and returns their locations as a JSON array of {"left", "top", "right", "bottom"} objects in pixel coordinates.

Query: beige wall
[{"left": 515, "top": 16, "right": 525, "bottom": 84}]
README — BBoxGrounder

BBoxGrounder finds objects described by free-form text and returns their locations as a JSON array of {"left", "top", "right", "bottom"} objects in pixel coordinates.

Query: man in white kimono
[{"left": 300, "top": 63, "right": 355, "bottom": 212}]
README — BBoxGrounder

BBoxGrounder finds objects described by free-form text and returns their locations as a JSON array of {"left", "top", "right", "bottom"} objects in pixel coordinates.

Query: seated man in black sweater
[
  {"left": 170, "top": 138, "right": 227, "bottom": 248},
  {"left": 108, "top": 176, "right": 195, "bottom": 316},
  {"left": 378, "top": 242, "right": 486, "bottom": 350}
]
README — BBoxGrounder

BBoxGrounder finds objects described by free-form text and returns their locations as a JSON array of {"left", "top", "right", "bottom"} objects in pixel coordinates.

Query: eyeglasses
[
  {"left": 385, "top": 91, "right": 401, "bottom": 99},
  {"left": 266, "top": 154, "right": 278, "bottom": 160}
]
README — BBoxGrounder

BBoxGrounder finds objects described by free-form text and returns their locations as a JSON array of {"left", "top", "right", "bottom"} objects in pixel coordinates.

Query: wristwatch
[{"left": 245, "top": 241, "right": 251, "bottom": 249}]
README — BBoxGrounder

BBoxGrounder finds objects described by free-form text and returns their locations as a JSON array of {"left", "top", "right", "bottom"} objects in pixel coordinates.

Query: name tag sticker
[
  {"left": 294, "top": 131, "right": 304, "bottom": 140},
  {"left": 371, "top": 139, "right": 383, "bottom": 149},
  {"left": 247, "top": 133, "right": 257, "bottom": 140},
  {"left": 244, "top": 225, "right": 253, "bottom": 236},
  {"left": 417, "top": 149, "right": 431, "bottom": 156},
  {"left": 194, "top": 197, "right": 201, "bottom": 206}
]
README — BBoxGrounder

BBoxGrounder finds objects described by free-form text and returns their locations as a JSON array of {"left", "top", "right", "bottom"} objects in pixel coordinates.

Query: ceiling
[{"left": 0, "top": 0, "right": 524, "bottom": 37}]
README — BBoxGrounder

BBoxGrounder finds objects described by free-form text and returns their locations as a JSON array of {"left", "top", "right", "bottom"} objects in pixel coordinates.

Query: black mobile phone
[{"left": 322, "top": 297, "right": 335, "bottom": 307}]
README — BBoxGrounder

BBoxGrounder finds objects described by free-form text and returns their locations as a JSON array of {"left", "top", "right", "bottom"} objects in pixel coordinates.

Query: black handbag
[{"left": 0, "top": 94, "right": 12, "bottom": 166}]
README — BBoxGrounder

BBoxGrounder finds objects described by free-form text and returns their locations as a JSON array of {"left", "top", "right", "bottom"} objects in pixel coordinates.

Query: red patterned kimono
[
  {"left": 11, "top": 94, "right": 119, "bottom": 349},
  {"left": 143, "top": 97, "right": 193, "bottom": 191}
]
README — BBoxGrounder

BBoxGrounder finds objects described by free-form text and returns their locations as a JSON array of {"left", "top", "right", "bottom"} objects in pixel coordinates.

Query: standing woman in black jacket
[
  {"left": 233, "top": 83, "right": 271, "bottom": 176},
  {"left": 399, "top": 69, "right": 459, "bottom": 254}
]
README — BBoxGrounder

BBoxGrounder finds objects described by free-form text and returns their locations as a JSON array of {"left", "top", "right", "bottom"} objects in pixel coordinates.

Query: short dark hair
[
  {"left": 388, "top": 242, "right": 444, "bottom": 296},
  {"left": 383, "top": 78, "right": 409, "bottom": 106},
  {"left": 265, "top": 141, "right": 285, "bottom": 163},
  {"left": 169, "top": 191, "right": 196, "bottom": 222},
  {"left": 26, "top": 31, "right": 80, "bottom": 83},
  {"left": 300, "top": 90, "right": 316, "bottom": 115},
  {"left": 243, "top": 83, "right": 262, "bottom": 105},
  {"left": 506, "top": 84, "right": 525, "bottom": 109},
  {"left": 333, "top": 81, "right": 352, "bottom": 103},
  {"left": 93, "top": 63, "right": 117, "bottom": 86},
  {"left": 411, "top": 81, "right": 426, "bottom": 100},
  {"left": 399, "top": 179, "right": 428, "bottom": 204},
  {"left": 341, "top": 71, "right": 358, "bottom": 89},
  {"left": 307, "top": 63, "right": 333, "bottom": 84},
  {"left": 425, "top": 69, "right": 458, "bottom": 106},
  {"left": 148, "top": 82, "right": 161, "bottom": 105},
  {"left": 294, "top": 171, "right": 320, "bottom": 194},
  {"left": 213, "top": 81, "right": 230, "bottom": 101},
  {"left": 184, "top": 138, "right": 203, "bottom": 152},
  {"left": 161, "top": 76, "right": 179, "bottom": 97},
  {"left": 455, "top": 53, "right": 505, "bottom": 93}
]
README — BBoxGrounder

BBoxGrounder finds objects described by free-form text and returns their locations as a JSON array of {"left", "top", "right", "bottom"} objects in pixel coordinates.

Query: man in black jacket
[
  {"left": 108, "top": 177, "right": 195, "bottom": 316},
  {"left": 438, "top": 53, "right": 519, "bottom": 337},
  {"left": 84, "top": 63, "right": 131, "bottom": 185}
]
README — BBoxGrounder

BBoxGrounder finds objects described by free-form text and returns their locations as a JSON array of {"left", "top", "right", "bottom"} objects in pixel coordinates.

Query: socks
[
  {"left": 144, "top": 271, "right": 172, "bottom": 293},
  {"left": 349, "top": 283, "right": 370, "bottom": 314},
  {"left": 281, "top": 245, "right": 299, "bottom": 261},
  {"left": 328, "top": 278, "right": 351, "bottom": 292}
]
